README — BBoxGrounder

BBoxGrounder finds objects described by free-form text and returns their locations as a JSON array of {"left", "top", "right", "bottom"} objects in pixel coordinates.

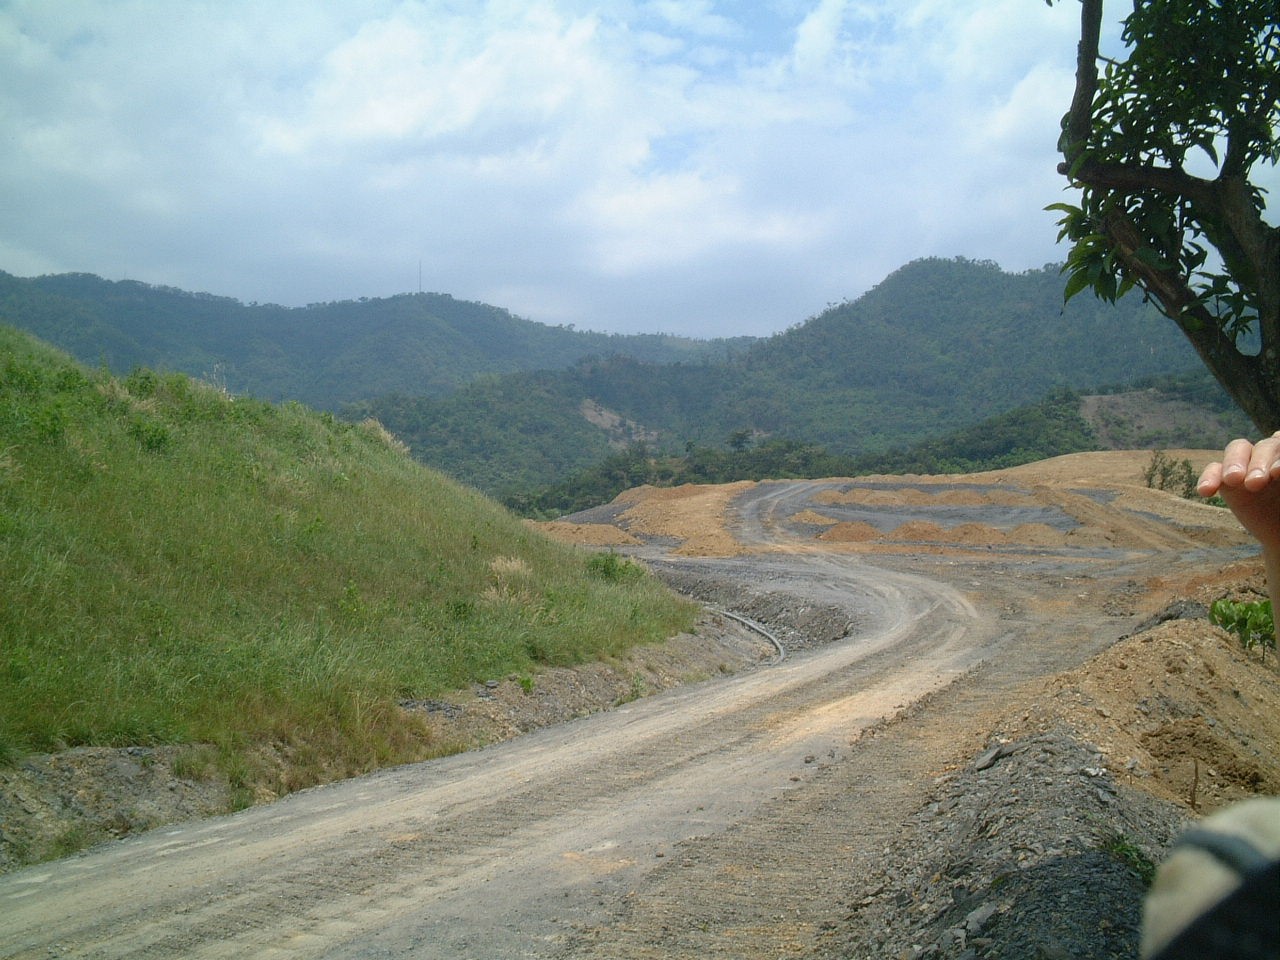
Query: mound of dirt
[
  {"left": 830, "top": 727, "right": 1190, "bottom": 960},
  {"left": 604, "top": 480, "right": 753, "bottom": 557},
  {"left": 818, "top": 521, "right": 881, "bottom": 543},
  {"left": 949, "top": 521, "right": 1008, "bottom": 545},
  {"left": 1017, "top": 597, "right": 1280, "bottom": 815}
]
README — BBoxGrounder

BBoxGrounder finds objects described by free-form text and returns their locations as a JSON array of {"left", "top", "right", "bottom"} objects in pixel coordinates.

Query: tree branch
[
  {"left": 1057, "top": 158, "right": 1219, "bottom": 207},
  {"left": 1100, "top": 211, "right": 1203, "bottom": 319},
  {"left": 1102, "top": 209, "right": 1277, "bottom": 430},
  {"left": 1064, "top": 160, "right": 1278, "bottom": 343},
  {"left": 1061, "top": 0, "right": 1104, "bottom": 164}
]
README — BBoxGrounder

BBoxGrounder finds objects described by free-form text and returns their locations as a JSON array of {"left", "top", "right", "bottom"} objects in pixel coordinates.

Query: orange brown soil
[
  {"left": 1005, "top": 560, "right": 1280, "bottom": 816},
  {"left": 603, "top": 480, "right": 754, "bottom": 556},
  {"left": 537, "top": 450, "right": 1278, "bottom": 821},
  {"left": 537, "top": 450, "right": 1251, "bottom": 557}
]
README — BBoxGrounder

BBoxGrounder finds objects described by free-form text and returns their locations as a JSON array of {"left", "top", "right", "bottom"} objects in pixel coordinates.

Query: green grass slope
[{"left": 0, "top": 325, "right": 695, "bottom": 797}]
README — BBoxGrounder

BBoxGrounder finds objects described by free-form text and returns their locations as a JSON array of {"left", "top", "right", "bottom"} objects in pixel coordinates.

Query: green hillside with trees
[
  {"left": 363, "top": 258, "right": 1204, "bottom": 496},
  {"left": 0, "top": 270, "right": 749, "bottom": 410},
  {"left": 2, "top": 258, "right": 1223, "bottom": 505},
  {"left": 507, "top": 372, "right": 1250, "bottom": 518},
  {"left": 0, "top": 325, "right": 695, "bottom": 837}
]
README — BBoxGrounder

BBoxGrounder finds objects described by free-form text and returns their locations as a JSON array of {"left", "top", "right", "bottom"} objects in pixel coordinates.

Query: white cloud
[
  {"left": 790, "top": 0, "right": 849, "bottom": 76},
  {"left": 647, "top": 0, "right": 740, "bottom": 40},
  {"left": 0, "top": 0, "right": 1132, "bottom": 336}
]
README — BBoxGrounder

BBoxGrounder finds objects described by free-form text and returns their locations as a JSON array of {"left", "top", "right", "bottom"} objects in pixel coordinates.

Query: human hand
[{"left": 1197, "top": 431, "right": 1280, "bottom": 555}]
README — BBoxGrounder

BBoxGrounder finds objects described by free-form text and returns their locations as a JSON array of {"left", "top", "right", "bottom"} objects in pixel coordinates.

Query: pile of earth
[{"left": 827, "top": 567, "right": 1280, "bottom": 959}]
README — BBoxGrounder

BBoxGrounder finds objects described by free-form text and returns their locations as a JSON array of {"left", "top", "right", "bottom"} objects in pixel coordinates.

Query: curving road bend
[{"left": 0, "top": 479, "right": 1169, "bottom": 959}]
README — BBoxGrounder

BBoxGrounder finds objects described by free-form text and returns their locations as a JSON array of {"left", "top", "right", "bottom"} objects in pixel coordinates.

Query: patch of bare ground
[
  {"left": 529, "top": 519, "right": 642, "bottom": 547},
  {"left": 556, "top": 481, "right": 756, "bottom": 556}
]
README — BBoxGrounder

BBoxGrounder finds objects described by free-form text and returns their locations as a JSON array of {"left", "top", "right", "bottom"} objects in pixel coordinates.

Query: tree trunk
[{"left": 1058, "top": 0, "right": 1280, "bottom": 435}]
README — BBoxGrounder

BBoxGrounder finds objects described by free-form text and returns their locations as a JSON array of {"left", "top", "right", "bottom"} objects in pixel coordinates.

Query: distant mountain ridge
[
  {"left": 1, "top": 258, "right": 1211, "bottom": 497},
  {"left": 360, "top": 258, "right": 1206, "bottom": 492},
  {"left": 0, "top": 270, "right": 750, "bottom": 409}
]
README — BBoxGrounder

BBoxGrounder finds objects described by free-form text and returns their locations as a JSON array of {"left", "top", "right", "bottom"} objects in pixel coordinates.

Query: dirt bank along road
[{"left": 2, "top": 452, "right": 1276, "bottom": 959}]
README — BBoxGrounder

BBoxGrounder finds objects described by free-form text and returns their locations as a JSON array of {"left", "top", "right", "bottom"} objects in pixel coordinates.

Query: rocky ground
[{"left": 825, "top": 585, "right": 1279, "bottom": 960}]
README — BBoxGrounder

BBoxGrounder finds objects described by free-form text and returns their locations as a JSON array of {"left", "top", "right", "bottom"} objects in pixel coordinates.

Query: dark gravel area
[{"left": 829, "top": 729, "right": 1190, "bottom": 960}]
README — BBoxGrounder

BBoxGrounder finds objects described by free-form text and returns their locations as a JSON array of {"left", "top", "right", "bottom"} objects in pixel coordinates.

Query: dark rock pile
[{"left": 831, "top": 729, "right": 1191, "bottom": 959}]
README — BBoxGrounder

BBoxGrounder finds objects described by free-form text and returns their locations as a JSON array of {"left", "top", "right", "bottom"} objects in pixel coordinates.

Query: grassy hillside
[
  {"left": 0, "top": 270, "right": 751, "bottom": 409},
  {"left": 0, "top": 325, "right": 696, "bottom": 799}
]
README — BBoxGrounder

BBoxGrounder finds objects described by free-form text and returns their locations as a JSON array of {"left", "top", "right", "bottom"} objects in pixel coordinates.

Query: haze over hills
[{"left": 0, "top": 270, "right": 749, "bottom": 410}]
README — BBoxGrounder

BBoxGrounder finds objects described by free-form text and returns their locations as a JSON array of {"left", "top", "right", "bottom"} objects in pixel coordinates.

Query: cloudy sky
[{"left": 3, "top": 1, "right": 1122, "bottom": 337}]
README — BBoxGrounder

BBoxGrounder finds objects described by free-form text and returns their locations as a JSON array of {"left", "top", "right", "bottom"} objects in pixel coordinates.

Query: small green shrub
[
  {"left": 586, "top": 551, "right": 643, "bottom": 584},
  {"left": 1102, "top": 832, "right": 1156, "bottom": 887},
  {"left": 1210, "top": 598, "right": 1275, "bottom": 661},
  {"left": 125, "top": 368, "right": 162, "bottom": 398},
  {"left": 126, "top": 415, "right": 172, "bottom": 452},
  {"left": 1142, "top": 450, "right": 1196, "bottom": 499}
]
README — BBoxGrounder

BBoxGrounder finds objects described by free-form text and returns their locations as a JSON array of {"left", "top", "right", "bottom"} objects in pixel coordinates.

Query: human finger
[
  {"left": 1196, "top": 460, "right": 1224, "bottom": 498},
  {"left": 1241, "top": 431, "right": 1280, "bottom": 491},
  {"left": 1219, "top": 438, "right": 1257, "bottom": 487}
]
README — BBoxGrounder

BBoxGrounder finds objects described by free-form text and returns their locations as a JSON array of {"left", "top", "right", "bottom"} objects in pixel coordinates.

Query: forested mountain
[
  {"left": 3, "top": 258, "right": 1215, "bottom": 500},
  {"left": 504, "top": 373, "right": 1251, "bottom": 517},
  {"left": 0, "top": 270, "right": 749, "bottom": 409},
  {"left": 361, "top": 258, "right": 1205, "bottom": 494}
]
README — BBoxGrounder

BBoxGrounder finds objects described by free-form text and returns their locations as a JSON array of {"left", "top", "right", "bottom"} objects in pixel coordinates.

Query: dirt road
[{"left": 0, "top": 456, "right": 1264, "bottom": 958}]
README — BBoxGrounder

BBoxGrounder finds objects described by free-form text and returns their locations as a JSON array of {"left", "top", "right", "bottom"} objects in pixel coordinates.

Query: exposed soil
[
  {"left": 2, "top": 450, "right": 1277, "bottom": 960},
  {"left": 534, "top": 450, "right": 1279, "bottom": 958}
]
